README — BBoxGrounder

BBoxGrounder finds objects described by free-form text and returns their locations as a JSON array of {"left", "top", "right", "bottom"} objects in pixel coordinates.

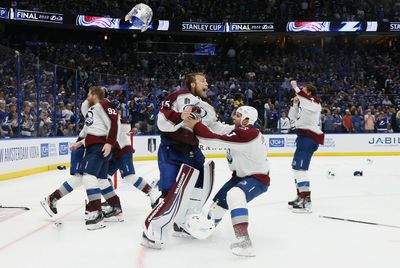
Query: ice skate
[
  {"left": 230, "top": 236, "right": 255, "bottom": 257},
  {"left": 288, "top": 195, "right": 301, "bottom": 207},
  {"left": 85, "top": 210, "right": 106, "bottom": 230},
  {"left": 40, "top": 195, "right": 58, "bottom": 217},
  {"left": 103, "top": 206, "right": 124, "bottom": 222},
  {"left": 172, "top": 223, "right": 193, "bottom": 239},
  {"left": 140, "top": 232, "right": 163, "bottom": 249},
  {"left": 290, "top": 196, "right": 312, "bottom": 213},
  {"left": 147, "top": 178, "right": 161, "bottom": 208}
]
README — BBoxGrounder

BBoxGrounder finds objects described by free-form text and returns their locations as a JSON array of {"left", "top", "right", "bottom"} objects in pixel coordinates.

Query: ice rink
[{"left": 0, "top": 156, "right": 399, "bottom": 268}]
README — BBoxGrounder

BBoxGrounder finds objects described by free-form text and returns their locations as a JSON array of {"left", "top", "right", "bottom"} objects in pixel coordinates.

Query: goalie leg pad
[
  {"left": 174, "top": 160, "right": 215, "bottom": 229},
  {"left": 142, "top": 164, "right": 199, "bottom": 247}
]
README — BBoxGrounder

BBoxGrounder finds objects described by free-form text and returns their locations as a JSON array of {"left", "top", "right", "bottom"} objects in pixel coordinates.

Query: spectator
[
  {"left": 63, "top": 122, "right": 75, "bottom": 136},
  {"left": 263, "top": 100, "right": 271, "bottom": 131},
  {"left": 323, "top": 109, "right": 335, "bottom": 133},
  {"left": 133, "top": 122, "right": 144, "bottom": 135},
  {"left": 56, "top": 123, "right": 65, "bottom": 136},
  {"left": 278, "top": 111, "right": 291, "bottom": 134},
  {"left": 390, "top": 107, "right": 400, "bottom": 132},
  {"left": 396, "top": 110, "right": 400, "bottom": 133},
  {"left": 62, "top": 103, "right": 74, "bottom": 124},
  {"left": 364, "top": 109, "right": 376, "bottom": 132},
  {"left": 245, "top": 88, "right": 254, "bottom": 105},
  {"left": 352, "top": 110, "right": 363, "bottom": 133},
  {"left": 20, "top": 104, "right": 35, "bottom": 137},
  {"left": 382, "top": 96, "right": 393, "bottom": 106},
  {"left": 3, "top": 104, "right": 19, "bottom": 138},
  {"left": 332, "top": 109, "right": 343, "bottom": 133},
  {"left": 342, "top": 109, "right": 353, "bottom": 133},
  {"left": 0, "top": 99, "right": 6, "bottom": 137},
  {"left": 375, "top": 112, "right": 389, "bottom": 133},
  {"left": 145, "top": 103, "right": 155, "bottom": 134},
  {"left": 267, "top": 105, "right": 278, "bottom": 132},
  {"left": 38, "top": 110, "right": 52, "bottom": 137}
]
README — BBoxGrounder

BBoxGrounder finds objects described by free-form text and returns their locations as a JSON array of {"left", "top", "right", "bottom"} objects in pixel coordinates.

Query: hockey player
[
  {"left": 287, "top": 81, "right": 324, "bottom": 213},
  {"left": 41, "top": 98, "right": 157, "bottom": 224},
  {"left": 41, "top": 91, "right": 123, "bottom": 228},
  {"left": 184, "top": 106, "right": 269, "bottom": 257},
  {"left": 141, "top": 73, "right": 233, "bottom": 248},
  {"left": 76, "top": 86, "right": 119, "bottom": 229}
]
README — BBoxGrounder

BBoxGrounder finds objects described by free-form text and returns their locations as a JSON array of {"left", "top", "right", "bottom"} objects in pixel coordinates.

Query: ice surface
[{"left": 0, "top": 156, "right": 399, "bottom": 268}]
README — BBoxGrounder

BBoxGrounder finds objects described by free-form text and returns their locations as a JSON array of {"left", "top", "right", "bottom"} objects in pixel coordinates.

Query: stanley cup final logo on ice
[{"left": 148, "top": 138, "right": 157, "bottom": 153}]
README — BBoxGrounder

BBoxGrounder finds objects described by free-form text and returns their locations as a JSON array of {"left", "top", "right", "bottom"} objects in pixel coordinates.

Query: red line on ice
[
  {"left": 0, "top": 206, "right": 82, "bottom": 251},
  {"left": 136, "top": 247, "right": 148, "bottom": 268}
]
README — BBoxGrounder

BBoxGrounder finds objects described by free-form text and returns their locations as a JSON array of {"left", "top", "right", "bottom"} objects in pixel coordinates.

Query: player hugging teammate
[
  {"left": 184, "top": 106, "right": 270, "bottom": 257},
  {"left": 141, "top": 73, "right": 234, "bottom": 249},
  {"left": 41, "top": 86, "right": 158, "bottom": 230}
]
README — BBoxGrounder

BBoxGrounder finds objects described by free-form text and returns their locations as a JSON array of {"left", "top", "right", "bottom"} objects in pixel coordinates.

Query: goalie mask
[
  {"left": 184, "top": 214, "right": 215, "bottom": 240},
  {"left": 125, "top": 3, "right": 153, "bottom": 32}
]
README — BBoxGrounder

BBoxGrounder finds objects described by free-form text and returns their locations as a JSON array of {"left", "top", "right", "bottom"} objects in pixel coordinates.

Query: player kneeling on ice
[{"left": 184, "top": 106, "right": 270, "bottom": 257}]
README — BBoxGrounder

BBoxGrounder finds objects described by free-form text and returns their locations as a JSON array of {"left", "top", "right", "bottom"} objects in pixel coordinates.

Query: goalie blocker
[{"left": 141, "top": 162, "right": 214, "bottom": 249}]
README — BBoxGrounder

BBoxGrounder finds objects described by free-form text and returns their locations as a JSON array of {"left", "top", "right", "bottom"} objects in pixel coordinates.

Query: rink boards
[{"left": 0, "top": 133, "right": 399, "bottom": 180}]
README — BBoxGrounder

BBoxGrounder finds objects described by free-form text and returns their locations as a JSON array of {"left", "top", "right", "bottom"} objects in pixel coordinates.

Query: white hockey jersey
[
  {"left": 83, "top": 100, "right": 119, "bottom": 147},
  {"left": 193, "top": 122, "right": 270, "bottom": 185},
  {"left": 288, "top": 88, "right": 325, "bottom": 145},
  {"left": 157, "top": 89, "right": 234, "bottom": 145}
]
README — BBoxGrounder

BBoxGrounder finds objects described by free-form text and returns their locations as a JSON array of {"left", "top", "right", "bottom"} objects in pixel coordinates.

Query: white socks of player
[
  {"left": 82, "top": 174, "right": 104, "bottom": 230},
  {"left": 226, "top": 187, "right": 255, "bottom": 257},
  {"left": 291, "top": 169, "right": 312, "bottom": 213}
]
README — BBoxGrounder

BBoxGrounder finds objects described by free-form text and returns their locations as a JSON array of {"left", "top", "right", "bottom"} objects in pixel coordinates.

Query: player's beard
[{"left": 194, "top": 85, "right": 207, "bottom": 98}]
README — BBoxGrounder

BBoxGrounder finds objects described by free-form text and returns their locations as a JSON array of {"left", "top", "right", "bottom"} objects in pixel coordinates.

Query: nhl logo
[{"left": 148, "top": 138, "right": 157, "bottom": 153}]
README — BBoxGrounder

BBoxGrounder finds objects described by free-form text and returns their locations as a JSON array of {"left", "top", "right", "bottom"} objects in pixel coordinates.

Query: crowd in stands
[
  {"left": 1, "top": 36, "right": 400, "bottom": 138},
  {"left": 3, "top": 0, "right": 400, "bottom": 22}
]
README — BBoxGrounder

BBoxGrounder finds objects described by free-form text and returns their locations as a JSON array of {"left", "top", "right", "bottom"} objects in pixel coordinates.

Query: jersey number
[
  {"left": 107, "top": 108, "right": 117, "bottom": 115},
  {"left": 162, "top": 100, "right": 171, "bottom": 108}
]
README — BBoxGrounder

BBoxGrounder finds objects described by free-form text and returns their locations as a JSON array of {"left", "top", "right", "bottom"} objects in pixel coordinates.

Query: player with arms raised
[{"left": 287, "top": 81, "right": 324, "bottom": 213}]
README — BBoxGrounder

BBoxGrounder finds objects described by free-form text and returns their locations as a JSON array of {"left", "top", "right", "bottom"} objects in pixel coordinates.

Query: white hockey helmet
[
  {"left": 125, "top": 3, "right": 153, "bottom": 32},
  {"left": 236, "top": 105, "right": 258, "bottom": 126},
  {"left": 184, "top": 214, "right": 215, "bottom": 240}
]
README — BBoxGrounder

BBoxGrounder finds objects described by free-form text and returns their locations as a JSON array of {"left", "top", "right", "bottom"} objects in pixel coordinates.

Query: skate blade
[
  {"left": 140, "top": 237, "right": 163, "bottom": 249},
  {"left": 172, "top": 231, "right": 194, "bottom": 239},
  {"left": 104, "top": 215, "right": 124, "bottom": 222},
  {"left": 231, "top": 248, "right": 256, "bottom": 257},
  {"left": 86, "top": 222, "right": 106, "bottom": 230},
  {"left": 291, "top": 208, "right": 312, "bottom": 214},
  {"left": 40, "top": 200, "right": 55, "bottom": 217}
]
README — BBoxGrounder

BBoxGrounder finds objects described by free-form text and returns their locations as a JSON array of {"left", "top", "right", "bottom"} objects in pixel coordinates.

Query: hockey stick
[
  {"left": 319, "top": 215, "right": 400, "bottom": 229},
  {"left": 0, "top": 205, "right": 30, "bottom": 211}
]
